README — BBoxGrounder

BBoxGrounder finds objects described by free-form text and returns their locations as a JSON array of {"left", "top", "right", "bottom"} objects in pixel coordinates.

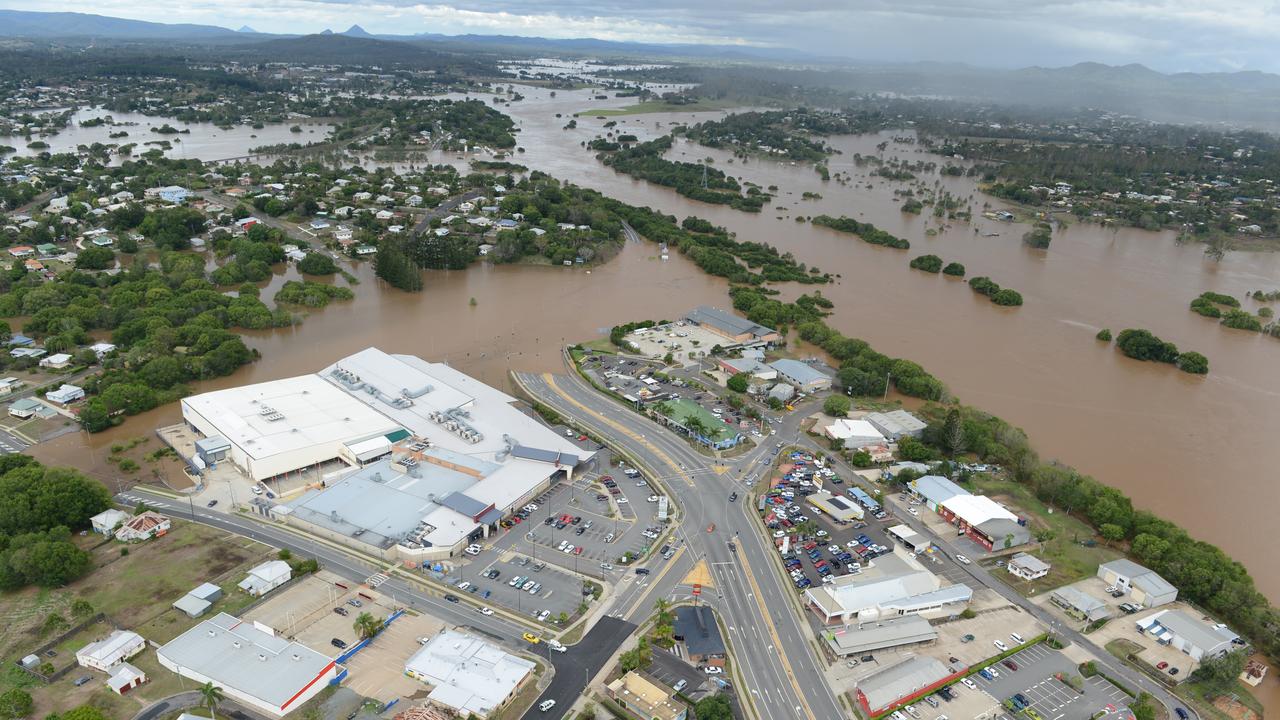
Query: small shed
[
  {"left": 195, "top": 435, "right": 231, "bottom": 464},
  {"left": 107, "top": 662, "right": 146, "bottom": 695}
]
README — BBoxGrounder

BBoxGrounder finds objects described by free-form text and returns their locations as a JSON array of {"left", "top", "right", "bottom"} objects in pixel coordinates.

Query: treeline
[
  {"left": 0, "top": 455, "right": 111, "bottom": 590},
  {"left": 811, "top": 215, "right": 910, "bottom": 249},
  {"left": 598, "top": 135, "right": 768, "bottom": 212},
  {"left": 797, "top": 320, "right": 946, "bottom": 400},
  {"left": 1189, "top": 292, "right": 1278, "bottom": 337},
  {"left": 969, "top": 276, "right": 1024, "bottom": 306},
  {"left": 681, "top": 110, "right": 835, "bottom": 162},
  {"left": 1112, "top": 329, "right": 1208, "bottom": 374}
]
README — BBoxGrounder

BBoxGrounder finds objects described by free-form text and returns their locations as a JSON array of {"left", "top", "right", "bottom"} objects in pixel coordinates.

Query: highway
[{"left": 513, "top": 370, "right": 846, "bottom": 720}]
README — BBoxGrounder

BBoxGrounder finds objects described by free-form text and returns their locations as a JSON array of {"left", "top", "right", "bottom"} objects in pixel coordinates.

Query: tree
[
  {"left": 353, "top": 612, "right": 382, "bottom": 640},
  {"left": 850, "top": 450, "right": 873, "bottom": 468},
  {"left": 1176, "top": 351, "right": 1209, "bottom": 375},
  {"left": 58, "top": 707, "right": 108, "bottom": 720},
  {"left": 1100, "top": 523, "right": 1125, "bottom": 545},
  {"left": 0, "top": 689, "right": 33, "bottom": 719},
  {"left": 726, "top": 373, "right": 749, "bottom": 393},
  {"left": 1115, "top": 329, "right": 1179, "bottom": 363},
  {"left": 822, "top": 394, "right": 851, "bottom": 417},
  {"left": 199, "top": 682, "right": 225, "bottom": 720},
  {"left": 942, "top": 262, "right": 966, "bottom": 277},
  {"left": 1096, "top": 328, "right": 1112, "bottom": 342},
  {"left": 694, "top": 695, "right": 733, "bottom": 720},
  {"left": 896, "top": 436, "right": 937, "bottom": 462},
  {"left": 297, "top": 253, "right": 338, "bottom": 276},
  {"left": 619, "top": 636, "right": 651, "bottom": 672},
  {"left": 1132, "top": 692, "right": 1156, "bottom": 720},
  {"left": 1023, "top": 222, "right": 1052, "bottom": 249},
  {"left": 70, "top": 599, "right": 94, "bottom": 620},
  {"left": 75, "top": 246, "right": 115, "bottom": 270},
  {"left": 942, "top": 407, "right": 964, "bottom": 457},
  {"left": 1190, "top": 652, "right": 1247, "bottom": 698}
]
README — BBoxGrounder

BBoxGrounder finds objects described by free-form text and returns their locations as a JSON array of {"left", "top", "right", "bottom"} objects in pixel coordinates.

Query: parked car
[
  {"left": 333, "top": 606, "right": 349, "bottom": 616},
  {"left": 331, "top": 638, "right": 347, "bottom": 649}
]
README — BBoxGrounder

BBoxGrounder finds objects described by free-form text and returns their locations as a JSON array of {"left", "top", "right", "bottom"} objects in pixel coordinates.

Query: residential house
[
  {"left": 39, "top": 353, "right": 72, "bottom": 369},
  {"left": 238, "top": 560, "right": 291, "bottom": 597},
  {"left": 91, "top": 508, "right": 130, "bottom": 536},
  {"left": 46, "top": 384, "right": 85, "bottom": 404},
  {"left": 115, "top": 511, "right": 171, "bottom": 542},
  {"left": 0, "top": 377, "right": 23, "bottom": 395},
  {"left": 76, "top": 630, "right": 146, "bottom": 671},
  {"left": 8, "top": 398, "right": 42, "bottom": 419},
  {"left": 1007, "top": 553, "right": 1051, "bottom": 581}
]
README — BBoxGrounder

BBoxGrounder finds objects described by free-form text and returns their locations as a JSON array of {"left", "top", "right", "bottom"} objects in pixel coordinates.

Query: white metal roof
[
  {"left": 406, "top": 630, "right": 535, "bottom": 717},
  {"left": 181, "top": 374, "right": 400, "bottom": 461},
  {"left": 940, "top": 494, "right": 1017, "bottom": 525}
]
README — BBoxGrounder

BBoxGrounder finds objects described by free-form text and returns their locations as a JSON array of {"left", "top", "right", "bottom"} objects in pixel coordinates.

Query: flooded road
[{"left": 31, "top": 85, "right": 1280, "bottom": 617}]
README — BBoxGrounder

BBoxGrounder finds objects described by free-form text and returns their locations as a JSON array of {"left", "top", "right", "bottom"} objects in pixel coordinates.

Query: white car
[
  {"left": 987, "top": 666, "right": 1000, "bottom": 679},
  {"left": 773, "top": 530, "right": 786, "bottom": 538},
  {"left": 961, "top": 678, "right": 977, "bottom": 690},
  {"left": 479, "top": 607, "right": 494, "bottom": 616},
  {"left": 703, "top": 666, "right": 724, "bottom": 675},
  {"left": 464, "top": 544, "right": 482, "bottom": 556},
  {"left": 562, "top": 544, "right": 575, "bottom": 554},
  {"left": 822, "top": 575, "right": 836, "bottom": 584},
  {"left": 537, "top": 610, "right": 550, "bottom": 621},
  {"left": 909, "top": 508, "right": 919, "bottom": 516},
  {"left": 549, "top": 642, "right": 567, "bottom": 653},
  {"left": 1105, "top": 585, "right": 1117, "bottom": 593},
  {"left": 647, "top": 495, "right": 660, "bottom": 502},
  {"left": 600, "top": 563, "right": 614, "bottom": 570},
  {"left": 993, "top": 640, "right": 1008, "bottom": 652},
  {"left": 617, "top": 498, "right": 629, "bottom": 504},
  {"left": 457, "top": 581, "right": 471, "bottom": 591},
  {"left": 539, "top": 699, "right": 556, "bottom": 712},
  {"left": 557, "top": 540, "right": 569, "bottom": 551},
  {"left": 954, "top": 554, "right": 971, "bottom": 565},
  {"left": 815, "top": 529, "right": 828, "bottom": 537},
  {"left": 828, "top": 545, "right": 842, "bottom": 554},
  {"left": 604, "top": 532, "right": 615, "bottom": 543}
]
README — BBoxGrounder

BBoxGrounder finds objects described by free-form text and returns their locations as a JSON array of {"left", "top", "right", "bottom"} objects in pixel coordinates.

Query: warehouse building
[
  {"left": 181, "top": 348, "right": 589, "bottom": 501},
  {"left": 1097, "top": 560, "right": 1178, "bottom": 608},
  {"left": 865, "top": 410, "right": 927, "bottom": 440},
  {"left": 768, "top": 358, "right": 833, "bottom": 393},
  {"left": 823, "top": 419, "right": 885, "bottom": 448},
  {"left": 157, "top": 613, "right": 338, "bottom": 717},
  {"left": 684, "top": 306, "right": 779, "bottom": 348},
  {"left": 404, "top": 629, "right": 535, "bottom": 719},
  {"left": 938, "top": 494, "right": 1030, "bottom": 551},
  {"left": 907, "top": 475, "right": 967, "bottom": 512},
  {"left": 1137, "top": 610, "right": 1241, "bottom": 662},
  {"left": 854, "top": 656, "right": 953, "bottom": 716}
]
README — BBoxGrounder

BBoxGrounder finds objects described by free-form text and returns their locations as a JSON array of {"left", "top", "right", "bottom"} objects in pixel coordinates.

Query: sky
[{"left": 7, "top": 0, "right": 1280, "bottom": 73}]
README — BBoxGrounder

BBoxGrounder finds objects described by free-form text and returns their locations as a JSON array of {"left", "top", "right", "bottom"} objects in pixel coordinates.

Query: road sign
[{"left": 692, "top": 584, "right": 701, "bottom": 596}]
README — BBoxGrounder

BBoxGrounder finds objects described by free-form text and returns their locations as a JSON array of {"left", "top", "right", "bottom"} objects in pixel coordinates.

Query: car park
[
  {"left": 331, "top": 638, "right": 347, "bottom": 649},
  {"left": 993, "top": 640, "right": 1008, "bottom": 652}
]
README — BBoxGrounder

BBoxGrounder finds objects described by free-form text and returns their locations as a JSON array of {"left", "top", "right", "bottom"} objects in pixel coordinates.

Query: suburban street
[{"left": 513, "top": 369, "right": 846, "bottom": 720}]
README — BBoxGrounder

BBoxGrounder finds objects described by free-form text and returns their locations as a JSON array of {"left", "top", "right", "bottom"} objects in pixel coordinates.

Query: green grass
[
  {"left": 968, "top": 476, "right": 1121, "bottom": 593},
  {"left": 660, "top": 398, "right": 737, "bottom": 442},
  {"left": 583, "top": 99, "right": 741, "bottom": 116}
]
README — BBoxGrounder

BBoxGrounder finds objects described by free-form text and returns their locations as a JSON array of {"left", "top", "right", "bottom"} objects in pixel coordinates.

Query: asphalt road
[
  {"left": 513, "top": 370, "right": 845, "bottom": 720},
  {"left": 521, "top": 617, "right": 636, "bottom": 720}
]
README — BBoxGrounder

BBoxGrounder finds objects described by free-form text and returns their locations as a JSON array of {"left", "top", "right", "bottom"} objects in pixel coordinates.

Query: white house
[
  {"left": 39, "top": 353, "right": 73, "bottom": 369},
  {"left": 46, "top": 384, "right": 85, "bottom": 405},
  {"left": 114, "top": 511, "right": 171, "bottom": 542},
  {"left": 239, "top": 560, "right": 291, "bottom": 597},
  {"left": 76, "top": 630, "right": 146, "bottom": 671},
  {"left": 91, "top": 508, "right": 131, "bottom": 536},
  {"left": 1006, "top": 553, "right": 1051, "bottom": 581}
]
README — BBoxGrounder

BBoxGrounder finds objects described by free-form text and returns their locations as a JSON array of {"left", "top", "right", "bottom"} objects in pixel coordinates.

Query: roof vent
[
  {"left": 232, "top": 641, "right": 241, "bottom": 648},
  {"left": 207, "top": 630, "right": 217, "bottom": 638},
  {"left": 291, "top": 653, "right": 301, "bottom": 661},
  {"left": 257, "top": 653, "right": 267, "bottom": 662}
]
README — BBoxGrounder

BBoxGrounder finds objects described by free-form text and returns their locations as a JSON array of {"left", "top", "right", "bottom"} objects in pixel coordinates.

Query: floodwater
[
  {"left": 1, "top": 106, "right": 333, "bottom": 161},
  {"left": 30, "top": 84, "right": 1280, "bottom": 646}
]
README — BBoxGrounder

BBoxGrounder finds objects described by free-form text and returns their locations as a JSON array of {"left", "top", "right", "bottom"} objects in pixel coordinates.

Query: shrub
[
  {"left": 992, "top": 289, "right": 1024, "bottom": 306},
  {"left": 1023, "top": 222, "right": 1052, "bottom": 249},
  {"left": 969, "top": 276, "right": 1000, "bottom": 297},
  {"left": 1115, "top": 329, "right": 1179, "bottom": 363},
  {"left": 1096, "top": 328, "right": 1112, "bottom": 342},
  {"left": 823, "top": 394, "right": 851, "bottom": 417},
  {"left": 1176, "top": 351, "right": 1209, "bottom": 375},
  {"left": 1220, "top": 309, "right": 1262, "bottom": 332},
  {"left": 909, "top": 254, "right": 943, "bottom": 273},
  {"left": 942, "top": 262, "right": 966, "bottom": 277}
]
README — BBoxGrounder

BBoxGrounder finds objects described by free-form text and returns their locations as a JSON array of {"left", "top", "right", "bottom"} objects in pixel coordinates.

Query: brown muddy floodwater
[{"left": 34, "top": 84, "right": 1280, "bottom": 629}]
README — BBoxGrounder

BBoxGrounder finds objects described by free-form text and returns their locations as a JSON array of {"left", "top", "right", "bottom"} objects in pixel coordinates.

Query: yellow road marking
[
  {"left": 682, "top": 558, "right": 715, "bottom": 589},
  {"left": 736, "top": 549, "right": 819, "bottom": 720},
  {"left": 712, "top": 464, "right": 732, "bottom": 475}
]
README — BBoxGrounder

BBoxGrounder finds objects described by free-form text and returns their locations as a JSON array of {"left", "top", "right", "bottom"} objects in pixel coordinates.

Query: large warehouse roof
[
  {"left": 181, "top": 374, "right": 399, "bottom": 461},
  {"left": 941, "top": 494, "right": 1018, "bottom": 525},
  {"left": 157, "top": 613, "right": 335, "bottom": 713},
  {"left": 321, "top": 349, "right": 588, "bottom": 462}
]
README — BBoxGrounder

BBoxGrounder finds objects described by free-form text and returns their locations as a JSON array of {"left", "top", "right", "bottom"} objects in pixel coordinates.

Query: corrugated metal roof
[
  {"left": 440, "top": 492, "right": 491, "bottom": 519},
  {"left": 857, "top": 655, "right": 950, "bottom": 711},
  {"left": 510, "top": 445, "right": 579, "bottom": 466}
]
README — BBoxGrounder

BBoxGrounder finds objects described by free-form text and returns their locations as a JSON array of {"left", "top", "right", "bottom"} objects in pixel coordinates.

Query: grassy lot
[
  {"left": 583, "top": 99, "right": 741, "bottom": 117},
  {"left": 969, "top": 476, "right": 1121, "bottom": 593},
  {"left": 0, "top": 520, "right": 275, "bottom": 718}
]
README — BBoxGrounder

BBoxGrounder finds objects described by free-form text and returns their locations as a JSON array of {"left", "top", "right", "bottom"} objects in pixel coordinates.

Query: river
[{"left": 25, "top": 82, "right": 1280, "bottom": 704}]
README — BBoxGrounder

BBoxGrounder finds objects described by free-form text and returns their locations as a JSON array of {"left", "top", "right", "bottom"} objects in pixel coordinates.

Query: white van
[{"left": 1010, "top": 632, "right": 1024, "bottom": 645}]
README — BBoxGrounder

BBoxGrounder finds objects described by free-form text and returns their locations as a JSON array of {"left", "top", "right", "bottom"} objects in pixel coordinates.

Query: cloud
[{"left": 5, "top": 0, "right": 1278, "bottom": 72}]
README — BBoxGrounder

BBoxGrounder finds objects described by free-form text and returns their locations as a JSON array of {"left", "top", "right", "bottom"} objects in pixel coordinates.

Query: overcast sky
[{"left": 9, "top": 0, "right": 1280, "bottom": 73}]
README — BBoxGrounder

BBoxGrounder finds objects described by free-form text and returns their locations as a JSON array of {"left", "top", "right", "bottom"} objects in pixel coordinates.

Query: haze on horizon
[{"left": 3, "top": 0, "right": 1278, "bottom": 74}]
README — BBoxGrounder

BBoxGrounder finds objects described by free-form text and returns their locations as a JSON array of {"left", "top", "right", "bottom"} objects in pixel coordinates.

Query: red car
[
  {"left": 1157, "top": 662, "right": 1169, "bottom": 670},
  {"left": 573, "top": 546, "right": 583, "bottom": 555},
  {"left": 578, "top": 435, "right": 588, "bottom": 441}
]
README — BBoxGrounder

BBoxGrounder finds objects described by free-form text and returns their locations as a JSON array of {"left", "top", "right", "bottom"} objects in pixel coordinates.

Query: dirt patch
[{"left": 1213, "top": 696, "right": 1260, "bottom": 720}]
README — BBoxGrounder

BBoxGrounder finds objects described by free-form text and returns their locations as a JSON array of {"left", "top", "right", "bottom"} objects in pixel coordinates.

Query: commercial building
[
  {"left": 823, "top": 419, "right": 885, "bottom": 448},
  {"left": 847, "top": 486, "right": 881, "bottom": 512},
  {"left": 114, "top": 511, "right": 170, "bottom": 541},
  {"left": 239, "top": 560, "right": 291, "bottom": 597},
  {"left": 1137, "top": 610, "right": 1240, "bottom": 662},
  {"left": 684, "top": 306, "right": 779, "bottom": 348},
  {"left": 806, "top": 546, "right": 971, "bottom": 655},
  {"left": 1050, "top": 586, "right": 1112, "bottom": 622},
  {"left": 937, "top": 494, "right": 1030, "bottom": 551},
  {"left": 1007, "top": 553, "right": 1051, "bottom": 581},
  {"left": 673, "top": 606, "right": 725, "bottom": 665},
  {"left": 90, "top": 508, "right": 130, "bottom": 536},
  {"left": 606, "top": 671, "right": 688, "bottom": 720},
  {"left": 76, "top": 630, "right": 146, "bottom": 671},
  {"left": 1097, "top": 560, "right": 1178, "bottom": 608},
  {"left": 768, "top": 359, "right": 832, "bottom": 392},
  {"left": 806, "top": 491, "right": 865, "bottom": 522},
  {"left": 854, "top": 655, "right": 953, "bottom": 717},
  {"left": 865, "top": 410, "right": 927, "bottom": 441},
  {"left": 907, "top": 476, "right": 967, "bottom": 512},
  {"left": 157, "top": 613, "right": 338, "bottom": 717},
  {"left": 181, "top": 349, "right": 589, "bottom": 503},
  {"left": 654, "top": 398, "right": 741, "bottom": 449},
  {"left": 404, "top": 629, "right": 535, "bottom": 719},
  {"left": 885, "top": 524, "right": 927, "bottom": 550},
  {"left": 715, "top": 357, "right": 776, "bottom": 382}
]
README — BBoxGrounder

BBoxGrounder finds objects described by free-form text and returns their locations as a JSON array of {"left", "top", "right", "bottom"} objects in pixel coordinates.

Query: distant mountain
[
  {"left": 0, "top": 9, "right": 239, "bottom": 39},
  {"left": 228, "top": 34, "right": 485, "bottom": 71},
  {"left": 319, "top": 29, "right": 333, "bottom": 35},
  {"left": 237, "top": 25, "right": 257, "bottom": 34},
  {"left": 343, "top": 25, "right": 373, "bottom": 38}
]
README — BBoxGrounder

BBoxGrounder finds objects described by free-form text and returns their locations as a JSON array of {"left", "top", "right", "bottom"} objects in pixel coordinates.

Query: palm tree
[
  {"left": 653, "top": 598, "right": 674, "bottom": 626},
  {"left": 199, "top": 682, "right": 224, "bottom": 720},
  {"left": 353, "top": 612, "right": 382, "bottom": 640}
]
